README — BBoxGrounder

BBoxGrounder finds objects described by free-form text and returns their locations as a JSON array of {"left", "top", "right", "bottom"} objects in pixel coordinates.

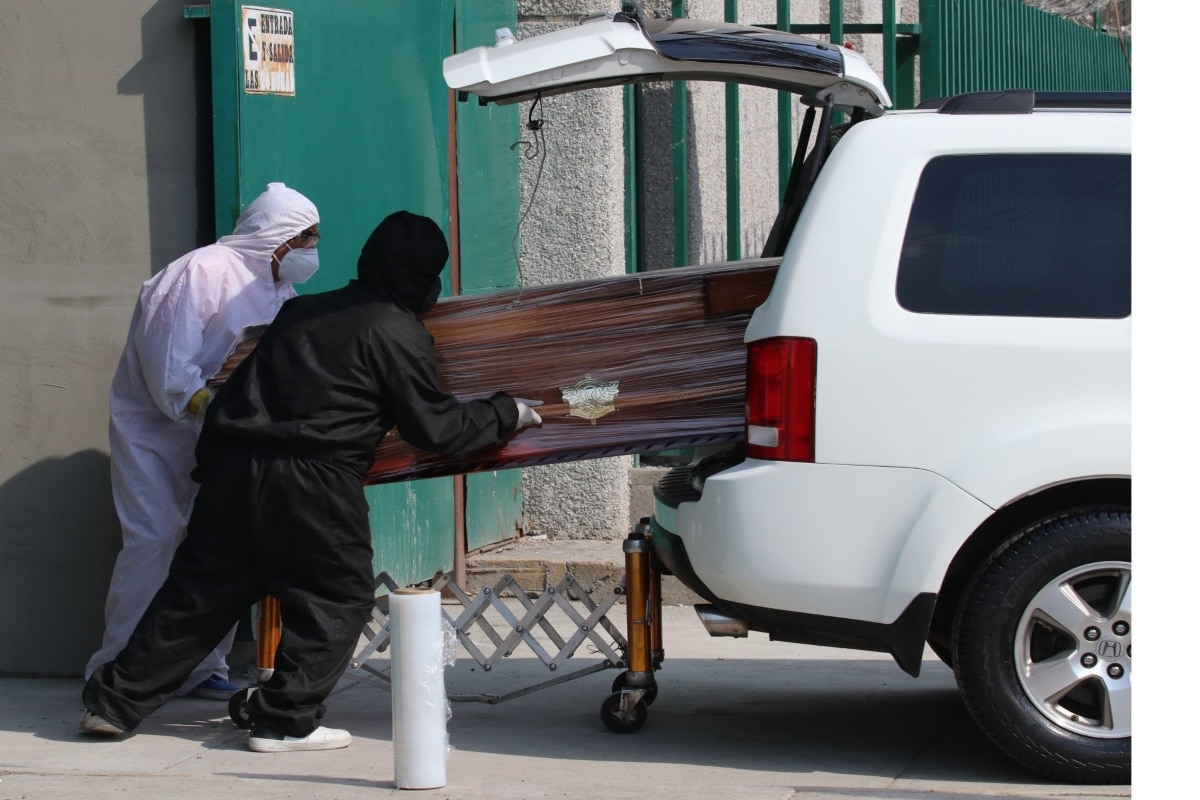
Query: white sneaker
[
  {"left": 248, "top": 725, "right": 352, "bottom": 752},
  {"left": 79, "top": 710, "right": 124, "bottom": 736}
]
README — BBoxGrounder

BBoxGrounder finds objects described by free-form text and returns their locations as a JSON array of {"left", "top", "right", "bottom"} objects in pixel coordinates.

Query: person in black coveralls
[{"left": 80, "top": 211, "right": 543, "bottom": 752}]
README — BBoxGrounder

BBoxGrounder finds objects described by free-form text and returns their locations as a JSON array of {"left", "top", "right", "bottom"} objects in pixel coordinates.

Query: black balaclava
[{"left": 356, "top": 211, "right": 448, "bottom": 313}]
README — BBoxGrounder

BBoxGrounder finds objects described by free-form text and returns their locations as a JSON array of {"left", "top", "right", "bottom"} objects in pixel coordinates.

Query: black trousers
[{"left": 83, "top": 445, "right": 376, "bottom": 737}]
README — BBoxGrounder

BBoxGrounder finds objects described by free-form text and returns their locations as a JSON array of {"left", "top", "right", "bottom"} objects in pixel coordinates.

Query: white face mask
[{"left": 277, "top": 245, "right": 320, "bottom": 284}]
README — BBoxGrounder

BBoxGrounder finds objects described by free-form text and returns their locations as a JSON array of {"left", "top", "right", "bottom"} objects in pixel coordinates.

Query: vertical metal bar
[
  {"left": 958, "top": 0, "right": 967, "bottom": 93},
  {"left": 256, "top": 594, "right": 281, "bottom": 679},
  {"left": 940, "top": 0, "right": 951, "bottom": 96},
  {"left": 1009, "top": 0, "right": 1018, "bottom": 90},
  {"left": 951, "top": 0, "right": 960, "bottom": 94},
  {"left": 1043, "top": 5, "right": 1050, "bottom": 87},
  {"left": 622, "top": 533, "right": 654, "bottom": 687},
  {"left": 955, "top": 0, "right": 961, "bottom": 93},
  {"left": 883, "top": 0, "right": 897, "bottom": 104},
  {"left": 829, "top": 0, "right": 843, "bottom": 125},
  {"left": 726, "top": 83, "right": 740, "bottom": 262},
  {"left": 672, "top": 0, "right": 688, "bottom": 267},
  {"left": 447, "top": 100, "right": 461, "bottom": 296},
  {"left": 966, "top": 0, "right": 974, "bottom": 91},
  {"left": 1038, "top": 2, "right": 1047, "bottom": 90},
  {"left": 776, "top": 0, "right": 791, "bottom": 208},
  {"left": 1021, "top": 0, "right": 1030, "bottom": 90},
  {"left": 919, "top": 0, "right": 941, "bottom": 101},
  {"left": 447, "top": 17, "right": 467, "bottom": 589},
  {"left": 672, "top": 81, "right": 688, "bottom": 267},
  {"left": 623, "top": 85, "right": 640, "bottom": 274},
  {"left": 896, "top": 34, "right": 918, "bottom": 109},
  {"left": 725, "top": 0, "right": 740, "bottom": 262},
  {"left": 970, "top": 0, "right": 977, "bottom": 92},
  {"left": 208, "top": 0, "right": 241, "bottom": 236},
  {"left": 1002, "top": 0, "right": 1010, "bottom": 90},
  {"left": 649, "top": 559, "right": 664, "bottom": 666},
  {"left": 1065, "top": 10, "right": 1075, "bottom": 90},
  {"left": 978, "top": 0, "right": 985, "bottom": 91},
  {"left": 955, "top": 0, "right": 965, "bottom": 94},
  {"left": 627, "top": 84, "right": 644, "bottom": 461},
  {"left": 1027, "top": 0, "right": 1037, "bottom": 90}
]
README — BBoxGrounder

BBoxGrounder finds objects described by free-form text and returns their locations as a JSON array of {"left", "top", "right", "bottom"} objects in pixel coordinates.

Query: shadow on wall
[
  {"left": 117, "top": 0, "right": 213, "bottom": 276},
  {"left": 0, "top": 450, "right": 120, "bottom": 677}
]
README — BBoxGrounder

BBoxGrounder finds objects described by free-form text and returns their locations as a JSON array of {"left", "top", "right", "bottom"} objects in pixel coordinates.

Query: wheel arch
[{"left": 927, "top": 477, "right": 1131, "bottom": 657}]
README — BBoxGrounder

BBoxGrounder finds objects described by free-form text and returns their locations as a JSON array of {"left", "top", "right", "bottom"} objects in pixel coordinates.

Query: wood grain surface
[{"left": 209, "top": 259, "right": 779, "bottom": 484}]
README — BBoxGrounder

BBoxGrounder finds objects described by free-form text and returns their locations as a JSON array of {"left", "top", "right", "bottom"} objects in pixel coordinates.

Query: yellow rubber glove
[{"left": 186, "top": 387, "right": 213, "bottom": 415}]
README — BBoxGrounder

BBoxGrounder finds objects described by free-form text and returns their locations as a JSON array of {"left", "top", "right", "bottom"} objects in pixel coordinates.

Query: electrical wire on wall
[{"left": 509, "top": 93, "right": 548, "bottom": 304}]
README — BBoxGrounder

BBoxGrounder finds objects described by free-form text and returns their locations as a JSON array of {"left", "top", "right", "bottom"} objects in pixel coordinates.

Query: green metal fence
[{"left": 919, "top": 0, "right": 1131, "bottom": 100}]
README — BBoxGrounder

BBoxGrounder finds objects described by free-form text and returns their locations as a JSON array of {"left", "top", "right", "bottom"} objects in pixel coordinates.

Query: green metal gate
[
  {"left": 195, "top": 0, "right": 523, "bottom": 586},
  {"left": 453, "top": 3, "right": 526, "bottom": 553}
]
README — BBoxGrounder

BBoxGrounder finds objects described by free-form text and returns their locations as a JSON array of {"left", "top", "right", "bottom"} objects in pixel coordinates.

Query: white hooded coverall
[{"left": 86, "top": 183, "right": 319, "bottom": 694}]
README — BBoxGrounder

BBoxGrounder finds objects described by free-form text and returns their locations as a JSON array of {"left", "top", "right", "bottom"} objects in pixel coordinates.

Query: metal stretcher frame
[{"left": 237, "top": 526, "right": 665, "bottom": 732}]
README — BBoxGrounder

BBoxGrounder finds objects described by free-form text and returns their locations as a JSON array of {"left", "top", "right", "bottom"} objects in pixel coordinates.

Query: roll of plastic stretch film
[{"left": 390, "top": 588, "right": 447, "bottom": 789}]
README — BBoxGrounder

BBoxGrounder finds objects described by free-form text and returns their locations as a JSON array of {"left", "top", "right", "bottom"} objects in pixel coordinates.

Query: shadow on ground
[{"left": 332, "top": 655, "right": 1042, "bottom": 787}]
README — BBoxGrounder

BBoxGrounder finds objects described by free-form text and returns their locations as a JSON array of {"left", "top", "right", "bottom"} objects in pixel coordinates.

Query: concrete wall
[
  {"left": 0, "top": 0, "right": 205, "bottom": 676},
  {"left": 512, "top": 2, "right": 633, "bottom": 541}
]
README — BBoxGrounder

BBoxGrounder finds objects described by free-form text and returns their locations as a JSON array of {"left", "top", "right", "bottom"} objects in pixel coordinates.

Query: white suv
[
  {"left": 652, "top": 93, "right": 1131, "bottom": 784},
  {"left": 445, "top": 9, "right": 1131, "bottom": 785}
]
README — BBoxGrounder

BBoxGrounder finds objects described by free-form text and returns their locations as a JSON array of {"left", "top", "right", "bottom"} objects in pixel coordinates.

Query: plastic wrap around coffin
[{"left": 210, "top": 259, "right": 779, "bottom": 484}]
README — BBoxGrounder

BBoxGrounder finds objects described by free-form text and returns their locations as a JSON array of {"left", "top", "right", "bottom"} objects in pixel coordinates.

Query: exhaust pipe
[{"left": 695, "top": 604, "right": 749, "bottom": 638}]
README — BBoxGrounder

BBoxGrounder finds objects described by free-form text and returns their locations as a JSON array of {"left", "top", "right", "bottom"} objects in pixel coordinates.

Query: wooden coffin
[{"left": 210, "top": 258, "right": 779, "bottom": 484}]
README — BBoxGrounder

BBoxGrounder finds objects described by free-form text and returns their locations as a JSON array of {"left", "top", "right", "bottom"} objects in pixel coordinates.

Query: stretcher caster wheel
[
  {"left": 610, "top": 672, "right": 658, "bottom": 707},
  {"left": 600, "top": 692, "right": 648, "bottom": 734},
  {"left": 228, "top": 686, "right": 257, "bottom": 729}
]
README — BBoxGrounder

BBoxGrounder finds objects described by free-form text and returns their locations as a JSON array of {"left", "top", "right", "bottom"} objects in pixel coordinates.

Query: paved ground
[{"left": 0, "top": 605, "right": 1132, "bottom": 800}]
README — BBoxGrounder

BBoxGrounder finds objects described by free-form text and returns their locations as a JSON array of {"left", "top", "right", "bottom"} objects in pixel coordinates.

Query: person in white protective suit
[{"left": 86, "top": 182, "right": 321, "bottom": 700}]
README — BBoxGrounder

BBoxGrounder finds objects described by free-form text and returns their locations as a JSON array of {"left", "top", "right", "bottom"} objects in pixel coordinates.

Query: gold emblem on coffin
[{"left": 560, "top": 375, "right": 619, "bottom": 425}]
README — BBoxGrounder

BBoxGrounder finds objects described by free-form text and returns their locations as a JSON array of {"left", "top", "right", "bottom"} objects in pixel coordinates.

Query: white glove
[{"left": 513, "top": 398, "right": 543, "bottom": 429}]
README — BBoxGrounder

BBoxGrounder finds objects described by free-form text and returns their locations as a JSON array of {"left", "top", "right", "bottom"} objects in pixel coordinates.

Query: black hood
[{"left": 356, "top": 211, "right": 448, "bottom": 313}]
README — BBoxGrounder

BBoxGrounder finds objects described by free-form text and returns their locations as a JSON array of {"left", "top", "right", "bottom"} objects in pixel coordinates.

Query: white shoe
[
  {"left": 79, "top": 710, "right": 124, "bottom": 736},
  {"left": 248, "top": 725, "right": 352, "bottom": 752}
]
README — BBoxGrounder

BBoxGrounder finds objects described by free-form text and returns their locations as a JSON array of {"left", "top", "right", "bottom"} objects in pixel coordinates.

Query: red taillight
[{"left": 745, "top": 337, "right": 816, "bottom": 462}]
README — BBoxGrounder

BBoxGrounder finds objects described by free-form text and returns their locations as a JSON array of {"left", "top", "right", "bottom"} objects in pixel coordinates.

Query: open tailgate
[{"left": 443, "top": 9, "right": 890, "bottom": 115}]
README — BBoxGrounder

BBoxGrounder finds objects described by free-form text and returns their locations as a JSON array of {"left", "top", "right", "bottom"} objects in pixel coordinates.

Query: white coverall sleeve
[{"left": 133, "top": 262, "right": 215, "bottom": 421}]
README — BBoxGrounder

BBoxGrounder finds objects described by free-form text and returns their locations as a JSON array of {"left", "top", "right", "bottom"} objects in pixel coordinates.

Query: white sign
[{"left": 242, "top": 6, "right": 295, "bottom": 95}]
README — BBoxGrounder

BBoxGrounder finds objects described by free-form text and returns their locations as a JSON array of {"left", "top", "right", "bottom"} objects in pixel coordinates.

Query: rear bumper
[
  {"left": 653, "top": 458, "right": 992, "bottom": 629},
  {"left": 647, "top": 514, "right": 936, "bottom": 676}
]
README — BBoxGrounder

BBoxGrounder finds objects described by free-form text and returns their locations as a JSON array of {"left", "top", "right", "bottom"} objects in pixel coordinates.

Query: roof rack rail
[{"left": 916, "top": 90, "right": 1131, "bottom": 115}]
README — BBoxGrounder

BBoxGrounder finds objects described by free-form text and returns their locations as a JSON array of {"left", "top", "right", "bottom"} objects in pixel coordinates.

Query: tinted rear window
[{"left": 896, "top": 154, "right": 1130, "bottom": 318}]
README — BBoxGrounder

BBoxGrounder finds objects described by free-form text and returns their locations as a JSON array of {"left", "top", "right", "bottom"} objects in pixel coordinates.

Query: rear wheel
[
  {"left": 228, "top": 687, "right": 257, "bottom": 730},
  {"left": 953, "top": 508, "right": 1130, "bottom": 784},
  {"left": 599, "top": 692, "right": 647, "bottom": 734}
]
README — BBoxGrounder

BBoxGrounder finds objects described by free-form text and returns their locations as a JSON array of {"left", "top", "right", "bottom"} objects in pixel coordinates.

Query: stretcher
[{"left": 229, "top": 523, "right": 664, "bottom": 733}]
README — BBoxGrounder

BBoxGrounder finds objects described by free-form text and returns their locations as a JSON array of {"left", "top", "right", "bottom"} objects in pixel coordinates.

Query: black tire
[
  {"left": 953, "top": 507, "right": 1131, "bottom": 784},
  {"left": 599, "top": 692, "right": 647, "bottom": 734},
  {"left": 610, "top": 672, "right": 658, "bottom": 706},
  {"left": 228, "top": 687, "right": 256, "bottom": 730}
]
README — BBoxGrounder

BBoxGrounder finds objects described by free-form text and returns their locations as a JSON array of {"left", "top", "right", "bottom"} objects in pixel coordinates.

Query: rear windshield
[{"left": 896, "top": 153, "right": 1131, "bottom": 319}]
